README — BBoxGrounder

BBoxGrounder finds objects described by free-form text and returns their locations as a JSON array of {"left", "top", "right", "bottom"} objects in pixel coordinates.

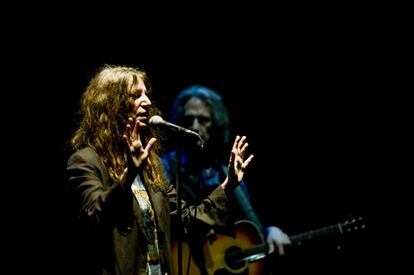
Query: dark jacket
[{"left": 66, "top": 147, "right": 229, "bottom": 275}]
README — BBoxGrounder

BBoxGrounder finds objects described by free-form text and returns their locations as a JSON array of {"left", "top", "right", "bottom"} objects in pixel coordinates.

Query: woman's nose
[{"left": 141, "top": 94, "right": 151, "bottom": 106}]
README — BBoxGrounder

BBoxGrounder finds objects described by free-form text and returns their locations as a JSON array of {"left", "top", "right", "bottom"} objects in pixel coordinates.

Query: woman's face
[{"left": 129, "top": 77, "right": 151, "bottom": 127}]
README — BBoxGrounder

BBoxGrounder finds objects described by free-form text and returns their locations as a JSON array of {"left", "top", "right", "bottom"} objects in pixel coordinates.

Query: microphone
[{"left": 149, "top": 115, "right": 203, "bottom": 145}]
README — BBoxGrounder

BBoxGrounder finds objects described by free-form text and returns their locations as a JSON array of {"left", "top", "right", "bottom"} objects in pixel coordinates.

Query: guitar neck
[
  {"left": 290, "top": 223, "right": 343, "bottom": 245},
  {"left": 243, "top": 223, "right": 345, "bottom": 260}
]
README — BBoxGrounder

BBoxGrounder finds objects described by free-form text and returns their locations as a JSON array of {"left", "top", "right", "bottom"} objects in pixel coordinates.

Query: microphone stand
[
  {"left": 174, "top": 133, "right": 186, "bottom": 275},
  {"left": 174, "top": 133, "right": 203, "bottom": 275}
]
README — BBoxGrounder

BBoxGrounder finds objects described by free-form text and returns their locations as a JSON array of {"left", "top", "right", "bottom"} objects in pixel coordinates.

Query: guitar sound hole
[{"left": 225, "top": 246, "right": 246, "bottom": 270}]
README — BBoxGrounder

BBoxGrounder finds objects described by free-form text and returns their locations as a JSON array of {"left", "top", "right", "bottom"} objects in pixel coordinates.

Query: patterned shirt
[{"left": 131, "top": 175, "right": 162, "bottom": 275}]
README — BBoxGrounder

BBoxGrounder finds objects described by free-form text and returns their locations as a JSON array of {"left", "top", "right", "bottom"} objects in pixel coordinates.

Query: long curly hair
[{"left": 70, "top": 64, "right": 167, "bottom": 189}]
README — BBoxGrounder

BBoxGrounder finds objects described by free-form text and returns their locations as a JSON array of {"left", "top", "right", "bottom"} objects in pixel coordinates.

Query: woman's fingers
[{"left": 144, "top": 138, "right": 157, "bottom": 155}]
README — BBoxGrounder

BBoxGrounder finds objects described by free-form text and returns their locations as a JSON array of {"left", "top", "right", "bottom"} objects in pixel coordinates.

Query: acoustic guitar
[{"left": 171, "top": 217, "right": 365, "bottom": 275}]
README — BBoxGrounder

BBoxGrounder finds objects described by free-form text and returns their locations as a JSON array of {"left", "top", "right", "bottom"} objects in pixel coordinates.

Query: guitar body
[
  {"left": 204, "top": 220, "right": 266, "bottom": 275},
  {"left": 171, "top": 240, "right": 203, "bottom": 275},
  {"left": 171, "top": 220, "right": 266, "bottom": 275}
]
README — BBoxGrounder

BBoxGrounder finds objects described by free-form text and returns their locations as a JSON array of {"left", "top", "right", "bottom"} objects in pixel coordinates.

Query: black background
[{"left": 5, "top": 7, "right": 398, "bottom": 274}]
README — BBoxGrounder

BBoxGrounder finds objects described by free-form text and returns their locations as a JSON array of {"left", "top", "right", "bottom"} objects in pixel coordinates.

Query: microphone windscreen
[{"left": 149, "top": 115, "right": 164, "bottom": 125}]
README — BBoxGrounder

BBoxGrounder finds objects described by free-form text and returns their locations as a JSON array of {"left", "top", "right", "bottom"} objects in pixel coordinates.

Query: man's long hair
[
  {"left": 170, "top": 85, "right": 230, "bottom": 160},
  {"left": 70, "top": 65, "right": 166, "bottom": 189}
]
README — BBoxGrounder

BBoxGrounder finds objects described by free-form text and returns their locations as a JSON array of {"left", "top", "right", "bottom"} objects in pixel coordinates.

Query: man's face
[{"left": 182, "top": 97, "right": 212, "bottom": 145}]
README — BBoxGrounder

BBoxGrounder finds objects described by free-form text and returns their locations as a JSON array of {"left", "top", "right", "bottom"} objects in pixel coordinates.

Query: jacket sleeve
[
  {"left": 166, "top": 182, "right": 230, "bottom": 233},
  {"left": 66, "top": 148, "right": 133, "bottom": 230}
]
